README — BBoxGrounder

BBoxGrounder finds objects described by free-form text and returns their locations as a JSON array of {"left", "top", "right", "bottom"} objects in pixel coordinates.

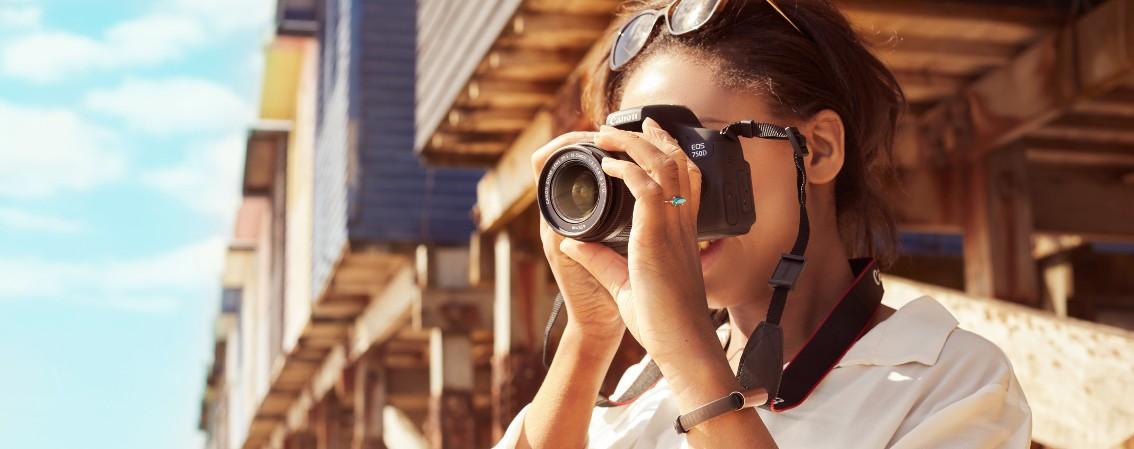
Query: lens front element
[
  {"left": 550, "top": 163, "right": 599, "bottom": 222},
  {"left": 537, "top": 144, "right": 634, "bottom": 244}
]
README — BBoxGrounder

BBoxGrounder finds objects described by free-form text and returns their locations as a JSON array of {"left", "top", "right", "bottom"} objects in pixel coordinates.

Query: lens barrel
[{"left": 537, "top": 143, "right": 634, "bottom": 245}]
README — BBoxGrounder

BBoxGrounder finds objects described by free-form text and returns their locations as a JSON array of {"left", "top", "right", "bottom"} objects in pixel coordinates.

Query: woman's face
[{"left": 617, "top": 51, "right": 804, "bottom": 308}]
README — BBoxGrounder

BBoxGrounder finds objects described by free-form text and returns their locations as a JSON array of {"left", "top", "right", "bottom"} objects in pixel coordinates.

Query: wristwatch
[{"left": 673, "top": 391, "right": 746, "bottom": 434}]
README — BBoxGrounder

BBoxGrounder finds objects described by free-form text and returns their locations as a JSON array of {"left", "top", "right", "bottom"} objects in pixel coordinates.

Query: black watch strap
[{"left": 674, "top": 391, "right": 746, "bottom": 434}]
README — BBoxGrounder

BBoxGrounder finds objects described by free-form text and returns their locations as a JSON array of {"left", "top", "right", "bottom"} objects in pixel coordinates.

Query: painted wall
[{"left": 284, "top": 37, "right": 319, "bottom": 354}]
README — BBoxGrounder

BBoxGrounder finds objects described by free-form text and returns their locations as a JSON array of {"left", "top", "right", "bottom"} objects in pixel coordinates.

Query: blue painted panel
[{"left": 348, "top": 0, "right": 481, "bottom": 246}]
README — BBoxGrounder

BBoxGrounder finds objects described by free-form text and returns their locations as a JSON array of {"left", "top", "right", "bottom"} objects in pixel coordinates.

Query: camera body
[{"left": 537, "top": 104, "right": 756, "bottom": 248}]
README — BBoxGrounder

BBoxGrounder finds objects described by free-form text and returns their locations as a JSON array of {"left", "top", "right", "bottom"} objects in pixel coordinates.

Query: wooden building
[{"left": 200, "top": 1, "right": 1134, "bottom": 449}]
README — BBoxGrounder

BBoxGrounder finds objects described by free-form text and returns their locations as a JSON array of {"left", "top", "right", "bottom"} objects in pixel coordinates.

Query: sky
[{"left": 0, "top": 0, "right": 274, "bottom": 448}]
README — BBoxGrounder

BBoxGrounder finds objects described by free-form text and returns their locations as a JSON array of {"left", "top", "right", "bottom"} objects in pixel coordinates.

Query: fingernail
[
  {"left": 643, "top": 117, "right": 660, "bottom": 130},
  {"left": 559, "top": 239, "right": 576, "bottom": 254}
]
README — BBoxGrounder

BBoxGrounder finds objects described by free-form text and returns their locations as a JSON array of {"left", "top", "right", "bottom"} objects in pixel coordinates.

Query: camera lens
[
  {"left": 550, "top": 163, "right": 599, "bottom": 222},
  {"left": 537, "top": 143, "right": 634, "bottom": 247}
]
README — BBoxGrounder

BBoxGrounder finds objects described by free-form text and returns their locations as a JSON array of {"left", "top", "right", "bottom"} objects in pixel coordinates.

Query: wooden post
[
  {"left": 962, "top": 147, "right": 1040, "bottom": 306},
  {"left": 490, "top": 211, "right": 551, "bottom": 439},
  {"left": 319, "top": 393, "right": 352, "bottom": 449},
  {"left": 352, "top": 348, "right": 387, "bottom": 449},
  {"left": 427, "top": 328, "right": 475, "bottom": 449},
  {"left": 284, "top": 430, "right": 317, "bottom": 449}
]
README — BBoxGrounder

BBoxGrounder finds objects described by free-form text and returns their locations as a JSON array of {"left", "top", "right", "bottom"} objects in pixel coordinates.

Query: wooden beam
[
  {"left": 476, "top": 112, "right": 553, "bottom": 232},
  {"left": 892, "top": 71, "right": 970, "bottom": 105},
  {"left": 462, "top": 79, "right": 557, "bottom": 109},
  {"left": 523, "top": 0, "right": 620, "bottom": 15},
  {"left": 918, "top": 0, "right": 1134, "bottom": 165},
  {"left": 874, "top": 36, "right": 1020, "bottom": 76},
  {"left": 502, "top": 13, "right": 610, "bottom": 49},
  {"left": 1026, "top": 148, "right": 1134, "bottom": 167},
  {"left": 448, "top": 108, "right": 538, "bottom": 133},
  {"left": 1030, "top": 166, "right": 1134, "bottom": 240},
  {"left": 429, "top": 132, "right": 513, "bottom": 157},
  {"left": 480, "top": 48, "right": 581, "bottom": 80},
  {"left": 882, "top": 275, "right": 1134, "bottom": 449},
  {"left": 962, "top": 147, "right": 1040, "bottom": 306},
  {"left": 427, "top": 329, "right": 476, "bottom": 449},
  {"left": 837, "top": 0, "right": 1061, "bottom": 44},
  {"left": 351, "top": 266, "right": 417, "bottom": 359}
]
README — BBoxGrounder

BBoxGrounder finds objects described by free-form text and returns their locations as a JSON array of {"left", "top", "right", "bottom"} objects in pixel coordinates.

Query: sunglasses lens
[
  {"left": 611, "top": 12, "right": 658, "bottom": 70},
  {"left": 669, "top": 0, "right": 720, "bottom": 34}
]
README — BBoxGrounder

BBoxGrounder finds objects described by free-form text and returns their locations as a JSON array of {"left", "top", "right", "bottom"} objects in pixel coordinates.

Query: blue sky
[{"left": 0, "top": 0, "right": 273, "bottom": 447}]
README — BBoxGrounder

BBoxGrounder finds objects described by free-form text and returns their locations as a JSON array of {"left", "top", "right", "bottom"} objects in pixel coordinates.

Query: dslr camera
[{"left": 537, "top": 104, "right": 756, "bottom": 250}]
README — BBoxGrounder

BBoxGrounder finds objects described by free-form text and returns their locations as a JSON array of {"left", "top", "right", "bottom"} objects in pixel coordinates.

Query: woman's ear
[{"left": 801, "top": 109, "right": 846, "bottom": 185}]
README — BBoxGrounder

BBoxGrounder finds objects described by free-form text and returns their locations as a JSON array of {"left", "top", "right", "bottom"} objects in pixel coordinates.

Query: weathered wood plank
[
  {"left": 351, "top": 266, "right": 418, "bottom": 359},
  {"left": 1030, "top": 166, "right": 1134, "bottom": 240},
  {"left": 962, "top": 147, "right": 1039, "bottom": 305},
  {"left": 838, "top": 0, "right": 1061, "bottom": 44},
  {"left": 883, "top": 275, "right": 1134, "bottom": 449},
  {"left": 919, "top": 0, "right": 1134, "bottom": 164}
]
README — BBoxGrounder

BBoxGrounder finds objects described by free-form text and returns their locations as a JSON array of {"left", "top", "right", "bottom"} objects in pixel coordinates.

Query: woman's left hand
[{"left": 559, "top": 117, "right": 724, "bottom": 370}]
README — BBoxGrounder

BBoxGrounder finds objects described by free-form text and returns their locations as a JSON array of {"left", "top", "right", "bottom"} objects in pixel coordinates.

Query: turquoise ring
[{"left": 664, "top": 195, "right": 688, "bottom": 206}]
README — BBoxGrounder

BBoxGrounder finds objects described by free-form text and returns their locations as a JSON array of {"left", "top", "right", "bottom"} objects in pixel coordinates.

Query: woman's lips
[{"left": 698, "top": 238, "right": 724, "bottom": 271}]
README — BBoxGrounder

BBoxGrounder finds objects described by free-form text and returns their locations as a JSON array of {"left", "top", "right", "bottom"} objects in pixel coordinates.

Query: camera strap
[{"left": 541, "top": 123, "right": 883, "bottom": 411}]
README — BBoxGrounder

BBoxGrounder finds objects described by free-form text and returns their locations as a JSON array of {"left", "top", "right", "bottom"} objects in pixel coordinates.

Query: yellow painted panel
[{"left": 258, "top": 36, "right": 306, "bottom": 121}]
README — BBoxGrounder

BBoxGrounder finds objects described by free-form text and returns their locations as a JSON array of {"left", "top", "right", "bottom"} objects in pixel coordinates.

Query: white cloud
[
  {"left": 83, "top": 77, "right": 253, "bottom": 135},
  {"left": 0, "top": 0, "right": 272, "bottom": 82},
  {"left": 0, "top": 236, "right": 226, "bottom": 313},
  {"left": 1, "top": 14, "right": 205, "bottom": 83},
  {"left": 142, "top": 134, "right": 245, "bottom": 222},
  {"left": 0, "top": 100, "right": 125, "bottom": 198},
  {"left": 0, "top": 4, "right": 41, "bottom": 30},
  {"left": 170, "top": 0, "right": 274, "bottom": 33},
  {"left": 0, "top": 207, "right": 83, "bottom": 233}
]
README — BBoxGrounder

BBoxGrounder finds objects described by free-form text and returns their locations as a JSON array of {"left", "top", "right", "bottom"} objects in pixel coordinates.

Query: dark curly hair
[{"left": 581, "top": 0, "right": 905, "bottom": 267}]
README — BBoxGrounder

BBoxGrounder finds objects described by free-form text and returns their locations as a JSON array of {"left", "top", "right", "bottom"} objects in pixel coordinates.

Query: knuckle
[
  {"left": 687, "top": 164, "right": 703, "bottom": 181},
  {"left": 641, "top": 181, "right": 664, "bottom": 199}
]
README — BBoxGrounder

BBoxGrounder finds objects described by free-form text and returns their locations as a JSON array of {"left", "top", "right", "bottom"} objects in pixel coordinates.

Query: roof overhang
[
  {"left": 412, "top": 0, "right": 1072, "bottom": 168},
  {"left": 242, "top": 121, "right": 291, "bottom": 195}
]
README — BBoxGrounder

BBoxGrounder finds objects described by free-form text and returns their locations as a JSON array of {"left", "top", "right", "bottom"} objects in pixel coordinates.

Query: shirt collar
[{"left": 836, "top": 295, "right": 959, "bottom": 368}]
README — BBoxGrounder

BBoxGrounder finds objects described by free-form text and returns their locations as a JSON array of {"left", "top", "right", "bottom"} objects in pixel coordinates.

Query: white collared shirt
[{"left": 494, "top": 296, "right": 1032, "bottom": 448}]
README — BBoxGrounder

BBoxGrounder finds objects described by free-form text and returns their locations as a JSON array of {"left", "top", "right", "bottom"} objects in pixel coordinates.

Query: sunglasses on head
[{"left": 609, "top": 0, "right": 803, "bottom": 71}]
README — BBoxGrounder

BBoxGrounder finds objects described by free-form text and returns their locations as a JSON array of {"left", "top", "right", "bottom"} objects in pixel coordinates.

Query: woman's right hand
[{"left": 532, "top": 131, "right": 626, "bottom": 342}]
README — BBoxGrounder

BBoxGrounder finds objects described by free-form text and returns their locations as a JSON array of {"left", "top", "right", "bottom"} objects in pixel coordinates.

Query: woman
[{"left": 496, "top": 0, "right": 1031, "bottom": 447}]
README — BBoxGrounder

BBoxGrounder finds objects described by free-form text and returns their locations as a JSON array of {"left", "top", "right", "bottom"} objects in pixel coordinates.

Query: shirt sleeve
[{"left": 889, "top": 331, "right": 1033, "bottom": 449}]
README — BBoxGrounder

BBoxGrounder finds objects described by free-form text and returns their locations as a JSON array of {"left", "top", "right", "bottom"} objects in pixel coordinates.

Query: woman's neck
[{"left": 724, "top": 222, "right": 855, "bottom": 369}]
